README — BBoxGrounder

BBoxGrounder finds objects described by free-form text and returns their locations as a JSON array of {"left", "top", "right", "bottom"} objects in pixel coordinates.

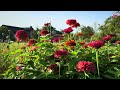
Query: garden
[{"left": 0, "top": 11, "right": 120, "bottom": 79}]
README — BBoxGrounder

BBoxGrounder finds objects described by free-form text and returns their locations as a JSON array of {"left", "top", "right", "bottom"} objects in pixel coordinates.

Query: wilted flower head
[
  {"left": 30, "top": 46, "right": 39, "bottom": 52},
  {"left": 66, "top": 40, "right": 76, "bottom": 46},
  {"left": 76, "top": 61, "right": 95, "bottom": 73},
  {"left": 88, "top": 40, "right": 105, "bottom": 49},
  {"left": 54, "top": 49, "right": 68, "bottom": 58},
  {"left": 80, "top": 42, "right": 85, "bottom": 45},
  {"left": 113, "top": 13, "right": 118, "bottom": 18},
  {"left": 40, "top": 30, "right": 49, "bottom": 36},
  {"left": 115, "top": 40, "right": 120, "bottom": 44},
  {"left": 63, "top": 27, "right": 73, "bottom": 33},
  {"left": 77, "top": 32, "right": 83, "bottom": 36},
  {"left": 48, "top": 64, "right": 59, "bottom": 74},
  {"left": 16, "top": 66, "right": 22, "bottom": 71},
  {"left": 82, "top": 44, "right": 88, "bottom": 48},
  {"left": 15, "top": 30, "right": 28, "bottom": 42},
  {"left": 66, "top": 19, "right": 77, "bottom": 26},
  {"left": 102, "top": 35, "right": 112, "bottom": 41},
  {"left": 27, "top": 39, "right": 37, "bottom": 46}
]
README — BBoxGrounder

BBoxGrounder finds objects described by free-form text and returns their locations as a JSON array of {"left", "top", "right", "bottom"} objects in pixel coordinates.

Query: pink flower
[
  {"left": 115, "top": 40, "right": 120, "bottom": 44},
  {"left": 102, "top": 35, "right": 112, "bottom": 41},
  {"left": 15, "top": 30, "right": 28, "bottom": 42},
  {"left": 88, "top": 40, "right": 105, "bottom": 49},
  {"left": 27, "top": 39, "right": 37, "bottom": 46},
  {"left": 66, "top": 19, "right": 77, "bottom": 26},
  {"left": 113, "top": 13, "right": 118, "bottom": 18},
  {"left": 40, "top": 30, "right": 49, "bottom": 36},
  {"left": 63, "top": 27, "right": 73, "bottom": 33},
  {"left": 76, "top": 61, "right": 95, "bottom": 73},
  {"left": 54, "top": 49, "right": 68, "bottom": 58}
]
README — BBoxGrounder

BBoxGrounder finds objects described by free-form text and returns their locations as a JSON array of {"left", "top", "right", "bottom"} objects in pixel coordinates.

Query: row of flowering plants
[{"left": 1, "top": 19, "right": 120, "bottom": 79}]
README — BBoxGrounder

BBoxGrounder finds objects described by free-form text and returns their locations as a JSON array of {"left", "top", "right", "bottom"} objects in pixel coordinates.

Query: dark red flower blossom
[
  {"left": 66, "top": 19, "right": 77, "bottom": 26},
  {"left": 115, "top": 40, "right": 120, "bottom": 44},
  {"left": 27, "top": 39, "right": 37, "bottom": 46},
  {"left": 52, "top": 37, "right": 61, "bottom": 43},
  {"left": 108, "top": 34, "right": 116, "bottom": 37},
  {"left": 44, "top": 23, "right": 50, "bottom": 27},
  {"left": 54, "top": 49, "right": 68, "bottom": 58},
  {"left": 76, "top": 61, "right": 95, "bottom": 73},
  {"left": 71, "top": 23, "right": 80, "bottom": 28},
  {"left": 88, "top": 40, "right": 104, "bottom": 49},
  {"left": 40, "top": 30, "right": 49, "bottom": 36},
  {"left": 15, "top": 30, "right": 28, "bottom": 42},
  {"left": 102, "top": 35, "right": 112, "bottom": 41},
  {"left": 66, "top": 40, "right": 76, "bottom": 46},
  {"left": 63, "top": 27, "right": 73, "bottom": 33}
]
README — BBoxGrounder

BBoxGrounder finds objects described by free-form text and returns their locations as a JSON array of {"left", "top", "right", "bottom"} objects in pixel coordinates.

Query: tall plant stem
[{"left": 96, "top": 49, "right": 100, "bottom": 77}]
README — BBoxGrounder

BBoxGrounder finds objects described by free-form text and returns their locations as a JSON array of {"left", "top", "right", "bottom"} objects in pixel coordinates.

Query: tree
[{"left": 81, "top": 26, "right": 95, "bottom": 39}]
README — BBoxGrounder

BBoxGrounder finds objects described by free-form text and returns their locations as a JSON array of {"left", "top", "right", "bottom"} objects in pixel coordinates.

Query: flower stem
[
  {"left": 84, "top": 71, "right": 86, "bottom": 79},
  {"left": 107, "top": 41, "right": 110, "bottom": 61},
  {"left": 96, "top": 49, "right": 100, "bottom": 77}
]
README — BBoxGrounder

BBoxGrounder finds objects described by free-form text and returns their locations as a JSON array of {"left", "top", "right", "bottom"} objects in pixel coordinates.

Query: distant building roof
[{"left": 1, "top": 25, "right": 34, "bottom": 31}]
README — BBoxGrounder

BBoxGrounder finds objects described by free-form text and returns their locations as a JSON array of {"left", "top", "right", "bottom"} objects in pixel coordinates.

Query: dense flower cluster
[
  {"left": 54, "top": 49, "right": 68, "bottom": 58},
  {"left": 15, "top": 30, "right": 28, "bottom": 42},
  {"left": 27, "top": 39, "right": 37, "bottom": 46},
  {"left": 102, "top": 35, "right": 112, "bottom": 41},
  {"left": 63, "top": 27, "right": 73, "bottom": 33},
  {"left": 40, "top": 30, "right": 49, "bottom": 36},
  {"left": 76, "top": 61, "right": 95, "bottom": 73},
  {"left": 88, "top": 40, "right": 105, "bottom": 49},
  {"left": 66, "top": 40, "right": 76, "bottom": 46}
]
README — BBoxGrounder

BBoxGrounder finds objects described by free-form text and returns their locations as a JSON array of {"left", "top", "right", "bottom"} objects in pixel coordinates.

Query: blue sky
[{"left": 0, "top": 11, "right": 114, "bottom": 31}]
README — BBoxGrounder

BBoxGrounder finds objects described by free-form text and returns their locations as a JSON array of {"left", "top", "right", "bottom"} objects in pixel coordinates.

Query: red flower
[
  {"left": 52, "top": 37, "right": 61, "bottom": 43},
  {"left": 71, "top": 23, "right": 80, "bottom": 28},
  {"left": 66, "top": 40, "right": 76, "bottom": 46},
  {"left": 108, "top": 34, "right": 116, "bottom": 37},
  {"left": 77, "top": 32, "right": 83, "bottom": 36},
  {"left": 30, "top": 46, "right": 39, "bottom": 52},
  {"left": 44, "top": 23, "right": 50, "bottom": 27},
  {"left": 40, "top": 30, "right": 49, "bottom": 36},
  {"left": 113, "top": 13, "right": 118, "bottom": 18},
  {"left": 66, "top": 19, "right": 77, "bottom": 26},
  {"left": 63, "top": 27, "right": 73, "bottom": 33},
  {"left": 54, "top": 49, "right": 68, "bottom": 58},
  {"left": 15, "top": 30, "right": 28, "bottom": 42},
  {"left": 102, "top": 35, "right": 112, "bottom": 41},
  {"left": 16, "top": 66, "right": 22, "bottom": 71},
  {"left": 115, "top": 40, "right": 120, "bottom": 44},
  {"left": 88, "top": 40, "right": 104, "bottom": 49},
  {"left": 27, "top": 39, "right": 37, "bottom": 46},
  {"left": 80, "top": 42, "right": 85, "bottom": 45},
  {"left": 76, "top": 61, "right": 95, "bottom": 73}
]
